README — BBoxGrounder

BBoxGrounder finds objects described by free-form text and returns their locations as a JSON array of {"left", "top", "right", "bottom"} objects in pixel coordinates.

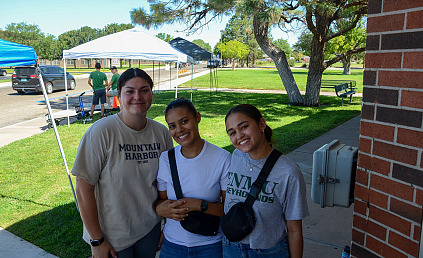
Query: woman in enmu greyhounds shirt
[{"left": 224, "top": 104, "right": 309, "bottom": 258}]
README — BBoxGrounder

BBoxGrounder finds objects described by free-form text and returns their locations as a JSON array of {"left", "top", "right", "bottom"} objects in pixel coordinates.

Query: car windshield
[{"left": 15, "top": 67, "right": 36, "bottom": 75}]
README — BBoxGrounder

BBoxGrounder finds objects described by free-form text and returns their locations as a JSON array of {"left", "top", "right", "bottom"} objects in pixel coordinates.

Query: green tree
[
  {"left": 326, "top": 20, "right": 366, "bottom": 74},
  {"left": 217, "top": 40, "right": 249, "bottom": 70},
  {"left": 293, "top": 31, "right": 313, "bottom": 57},
  {"left": 192, "top": 39, "right": 212, "bottom": 52},
  {"left": 156, "top": 33, "right": 174, "bottom": 42},
  {"left": 130, "top": 0, "right": 367, "bottom": 106},
  {"left": 272, "top": 38, "right": 292, "bottom": 58},
  {"left": 58, "top": 26, "right": 100, "bottom": 50},
  {"left": 101, "top": 23, "right": 134, "bottom": 36},
  {"left": 37, "top": 34, "right": 60, "bottom": 61},
  {"left": 57, "top": 26, "right": 101, "bottom": 60},
  {"left": 2, "top": 22, "right": 46, "bottom": 55},
  {"left": 221, "top": 13, "right": 263, "bottom": 67}
]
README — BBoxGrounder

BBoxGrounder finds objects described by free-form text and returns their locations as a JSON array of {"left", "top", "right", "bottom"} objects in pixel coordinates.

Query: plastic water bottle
[{"left": 341, "top": 245, "right": 350, "bottom": 258}]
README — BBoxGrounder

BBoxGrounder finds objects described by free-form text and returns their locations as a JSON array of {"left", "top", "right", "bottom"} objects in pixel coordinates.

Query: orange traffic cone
[{"left": 112, "top": 97, "right": 120, "bottom": 108}]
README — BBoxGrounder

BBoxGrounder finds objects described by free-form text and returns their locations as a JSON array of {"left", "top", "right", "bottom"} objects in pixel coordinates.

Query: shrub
[
  {"left": 288, "top": 59, "right": 295, "bottom": 67},
  {"left": 302, "top": 63, "right": 307, "bottom": 68}
]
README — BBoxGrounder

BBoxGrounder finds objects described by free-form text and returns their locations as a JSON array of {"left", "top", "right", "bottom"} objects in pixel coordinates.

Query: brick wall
[{"left": 352, "top": 0, "right": 423, "bottom": 257}]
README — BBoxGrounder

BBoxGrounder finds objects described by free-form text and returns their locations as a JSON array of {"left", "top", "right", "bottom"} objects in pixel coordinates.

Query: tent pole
[
  {"left": 64, "top": 60, "right": 70, "bottom": 127},
  {"left": 158, "top": 62, "right": 161, "bottom": 92},
  {"left": 191, "top": 61, "right": 194, "bottom": 102},
  {"left": 152, "top": 61, "right": 155, "bottom": 86},
  {"left": 170, "top": 63, "right": 172, "bottom": 92},
  {"left": 175, "top": 61, "right": 179, "bottom": 99},
  {"left": 37, "top": 65, "right": 79, "bottom": 212}
]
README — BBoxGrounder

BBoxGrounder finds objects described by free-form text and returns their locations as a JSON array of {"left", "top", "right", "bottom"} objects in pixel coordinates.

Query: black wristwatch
[
  {"left": 200, "top": 200, "right": 208, "bottom": 212},
  {"left": 90, "top": 237, "right": 104, "bottom": 247}
]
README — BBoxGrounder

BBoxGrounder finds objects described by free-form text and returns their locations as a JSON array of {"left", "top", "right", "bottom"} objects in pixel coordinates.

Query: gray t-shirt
[
  {"left": 71, "top": 114, "right": 173, "bottom": 251},
  {"left": 224, "top": 149, "right": 309, "bottom": 249}
]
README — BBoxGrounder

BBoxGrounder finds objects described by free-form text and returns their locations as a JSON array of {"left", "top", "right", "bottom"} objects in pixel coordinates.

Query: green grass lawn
[
  {"left": 0, "top": 84, "right": 362, "bottom": 256},
  {"left": 180, "top": 68, "right": 364, "bottom": 93}
]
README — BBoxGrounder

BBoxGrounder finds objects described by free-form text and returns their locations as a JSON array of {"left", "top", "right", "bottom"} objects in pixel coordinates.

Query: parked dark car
[
  {"left": 12, "top": 65, "right": 76, "bottom": 94},
  {"left": 0, "top": 68, "right": 6, "bottom": 76}
]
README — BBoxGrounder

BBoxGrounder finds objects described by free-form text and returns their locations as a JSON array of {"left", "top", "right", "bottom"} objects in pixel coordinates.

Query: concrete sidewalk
[
  {"left": 288, "top": 115, "right": 360, "bottom": 258},
  {"left": 0, "top": 83, "right": 361, "bottom": 257}
]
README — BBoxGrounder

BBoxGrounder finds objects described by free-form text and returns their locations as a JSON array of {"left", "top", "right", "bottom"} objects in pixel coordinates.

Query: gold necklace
[{"left": 246, "top": 157, "right": 265, "bottom": 172}]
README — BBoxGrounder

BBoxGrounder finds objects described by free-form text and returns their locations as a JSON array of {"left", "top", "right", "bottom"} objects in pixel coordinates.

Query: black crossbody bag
[
  {"left": 168, "top": 148, "right": 221, "bottom": 236},
  {"left": 221, "top": 149, "right": 282, "bottom": 242}
]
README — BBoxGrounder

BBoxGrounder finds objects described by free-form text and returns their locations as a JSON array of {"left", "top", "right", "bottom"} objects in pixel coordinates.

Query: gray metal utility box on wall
[{"left": 311, "top": 140, "right": 358, "bottom": 208}]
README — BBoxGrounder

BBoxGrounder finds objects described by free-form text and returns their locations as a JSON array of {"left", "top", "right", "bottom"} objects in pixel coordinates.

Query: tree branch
[
  {"left": 305, "top": 8, "right": 318, "bottom": 37},
  {"left": 325, "top": 47, "right": 365, "bottom": 67},
  {"left": 326, "top": 14, "right": 361, "bottom": 42}
]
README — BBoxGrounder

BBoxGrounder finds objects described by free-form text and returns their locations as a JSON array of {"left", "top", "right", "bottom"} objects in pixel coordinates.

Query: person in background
[
  {"left": 223, "top": 104, "right": 309, "bottom": 258},
  {"left": 106, "top": 66, "right": 120, "bottom": 107},
  {"left": 72, "top": 68, "right": 173, "bottom": 258},
  {"left": 87, "top": 62, "right": 108, "bottom": 120},
  {"left": 156, "top": 98, "right": 231, "bottom": 258}
]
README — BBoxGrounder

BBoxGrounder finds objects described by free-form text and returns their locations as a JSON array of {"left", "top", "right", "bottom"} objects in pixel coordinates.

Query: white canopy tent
[
  {"left": 62, "top": 28, "right": 194, "bottom": 124},
  {"left": 63, "top": 28, "right": 192, "bottom": 62}
]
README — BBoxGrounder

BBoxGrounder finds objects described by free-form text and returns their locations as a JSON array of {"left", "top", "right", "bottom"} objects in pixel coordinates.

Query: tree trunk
[
  {"left": 73, "top": 59, "right": 76, "bottom": 69},
  {"left": 304, "top": 11, "right": 329, "bottom": 107},
  {"left": 253, "top": 16, "right": 303, "bottom": 105},
  {"left": 232, "top": 58, "right": 235, "bottom": 71},
  {"left": 342, "top": 56, "right": 351, "bottom": 75},
  {"left": 304, "top": 37, "right": 326, "bottom": 107}
]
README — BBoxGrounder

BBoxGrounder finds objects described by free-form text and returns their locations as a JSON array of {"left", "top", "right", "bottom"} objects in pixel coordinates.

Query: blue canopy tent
[
  {"left": 0, "top": 39, "right": 38, "bottom": 67},
  {"left": 0, "top": 39, "right": 78, "bottom": 210}
]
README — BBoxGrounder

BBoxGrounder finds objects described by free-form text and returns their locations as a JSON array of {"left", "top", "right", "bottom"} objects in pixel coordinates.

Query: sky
[{"left": 0, "top": 0, "right": 299, "bottom": 48}]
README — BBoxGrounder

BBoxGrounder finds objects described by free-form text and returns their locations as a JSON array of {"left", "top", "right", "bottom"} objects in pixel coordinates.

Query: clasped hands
[{"left": 156, "top": 198, "right": 201, "bottom": 221}]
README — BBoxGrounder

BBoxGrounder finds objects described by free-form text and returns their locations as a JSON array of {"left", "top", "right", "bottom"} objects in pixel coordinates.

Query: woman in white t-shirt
[{"left": 156, "top": 98, "right": 231, "bottom": 258}]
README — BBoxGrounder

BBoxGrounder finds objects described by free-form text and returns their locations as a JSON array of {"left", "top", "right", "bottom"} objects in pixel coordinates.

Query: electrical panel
[{"left": 311, "top": 140, "right": 358, "bottom": 208}]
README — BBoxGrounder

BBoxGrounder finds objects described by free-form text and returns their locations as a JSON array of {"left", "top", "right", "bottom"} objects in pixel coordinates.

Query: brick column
[{"left": 352, "top": 0, "right": 423, "bottom": 257}]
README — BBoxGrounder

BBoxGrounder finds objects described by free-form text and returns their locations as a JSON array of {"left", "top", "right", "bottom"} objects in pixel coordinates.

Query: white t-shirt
[
  {"left": 71, "top": 114, "right": 173, "bottom": 251},
  {"left": 157, "top": 140, "right": 231, "bottom": 247}
]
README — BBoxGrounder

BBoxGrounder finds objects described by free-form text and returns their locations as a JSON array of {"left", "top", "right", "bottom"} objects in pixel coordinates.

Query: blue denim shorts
[
  {"left": 160, "top": 237, "right": 222, "bottom": 258},
  {"left": 222, "top": 236, "right": 290, "bottom": 258},
  {"left": 92, "top": 88, "right": 107, "bottom": 105}
]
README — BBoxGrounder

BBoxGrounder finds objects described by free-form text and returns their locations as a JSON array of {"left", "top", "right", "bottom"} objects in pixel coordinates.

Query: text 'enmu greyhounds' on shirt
[
  {"left": 119, "top": 143, "right": 161, "bottom": 163},
  {"left": 227, "top": 171, "right": 279, "bottom": 204}
]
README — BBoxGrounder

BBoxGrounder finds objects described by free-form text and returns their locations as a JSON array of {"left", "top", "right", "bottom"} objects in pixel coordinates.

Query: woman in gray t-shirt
[{"left": 224, "top": 104, "right": 309, "bottom": 258}]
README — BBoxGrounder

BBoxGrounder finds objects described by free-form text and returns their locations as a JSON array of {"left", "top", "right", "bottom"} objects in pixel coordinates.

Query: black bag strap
[
  {"left": 244, "top": 149, "right": 282, "bottom": 207},
  {"left": 168, "top": 148, "right": 184, "bottom": 199}
]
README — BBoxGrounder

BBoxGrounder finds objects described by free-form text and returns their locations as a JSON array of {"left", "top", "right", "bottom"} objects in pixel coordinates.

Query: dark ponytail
[{"left": 225, "top": 104, "right": 273, "bottom": 143}]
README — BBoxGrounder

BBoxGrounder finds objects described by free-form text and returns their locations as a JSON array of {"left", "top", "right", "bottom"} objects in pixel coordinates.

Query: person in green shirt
[
  {"left": 106, "top": 66, "right": 120, "bottom": 107},
  {"left": 88, "top": 63, "right": 108, "bottom": 120}
]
